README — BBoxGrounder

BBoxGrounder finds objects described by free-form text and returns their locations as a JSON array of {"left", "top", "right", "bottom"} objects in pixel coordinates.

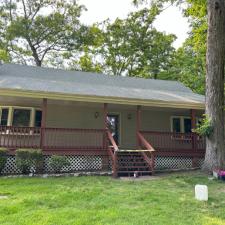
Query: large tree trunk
[{"left": 204, "top": 0, "right": 225, "bottom": 172}]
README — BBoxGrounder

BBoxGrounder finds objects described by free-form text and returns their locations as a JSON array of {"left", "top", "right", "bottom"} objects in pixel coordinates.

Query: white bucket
[{"left": 195, "top": 185, "right": 208, "bottom": 201}]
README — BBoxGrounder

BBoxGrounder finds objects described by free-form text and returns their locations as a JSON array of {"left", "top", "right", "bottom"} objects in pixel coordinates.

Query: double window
[
  {"left": 0, "top": 107, "right": 42, "bottom": 127},
  {"left": 171, "top": 116, "right": 201, "bottom": 133}
]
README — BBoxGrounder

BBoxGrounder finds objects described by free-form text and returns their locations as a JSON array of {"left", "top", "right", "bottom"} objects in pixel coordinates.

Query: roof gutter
[{"left": 0, "top": 88, "right": 205, "bottom": 110}]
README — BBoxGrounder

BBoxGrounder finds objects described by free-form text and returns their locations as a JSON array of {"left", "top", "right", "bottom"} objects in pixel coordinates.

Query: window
[
  {"left": 184, "top": 118, "right": 192, "bottom": 133},
  {"left": 172, "top": 117, "right": 181, "bottom": 133},
  {"left": 35, "top": 110, "right": 42, "bottom": 127},
  {"left": 0, "top": 106, "right": 42, "bottom": 128},
  {"left": 12, "top": 109, "right": 31, "bottom": 127},
  {"left": 171, "top": 116, "right": 197, "bottom": 133},
  {"left": 0, "top": 108, "right": 9, "bottom": 126}
]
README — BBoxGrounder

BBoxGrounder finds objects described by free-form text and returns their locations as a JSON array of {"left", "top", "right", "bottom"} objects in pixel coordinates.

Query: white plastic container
[{"left": 195, "top": 185, "right": 208, "bottom": 201}]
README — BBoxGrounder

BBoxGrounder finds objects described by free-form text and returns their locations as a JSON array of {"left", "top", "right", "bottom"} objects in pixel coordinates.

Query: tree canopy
[{"left": 0, "top": 0, "right": 96, "bottom": 67}]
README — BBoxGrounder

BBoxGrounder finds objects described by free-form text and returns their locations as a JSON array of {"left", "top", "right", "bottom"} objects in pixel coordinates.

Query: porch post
[
  {"left": 40, "top": 98, "right": 47, "bottom": 149},
  {"left": 191, "top": 109, "right": 197, "bottom": 167},
  {"left": 102, "top": 103, "right": 109, "bottom": 170},
  {"left": 103, "top": 103, "right": 108, "bottom": 130},
  {"left": 136, "top": 105, "right": 141, "bottom": 147}
]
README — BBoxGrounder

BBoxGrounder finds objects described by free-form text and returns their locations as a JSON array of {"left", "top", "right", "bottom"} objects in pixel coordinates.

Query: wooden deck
[{"left": 0, "top": 126, "right": 206, "bottom": 176}]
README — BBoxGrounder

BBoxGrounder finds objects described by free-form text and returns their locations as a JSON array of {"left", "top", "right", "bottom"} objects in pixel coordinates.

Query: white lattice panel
[
  {"left": 44, "top": 155, "right": 105, "bottom": 172},
  {"left": 2, "top": 156, "right": 20, "bottom": 174},
  {"left": 2, "top": 155, "right": 111, "bottom": 174},
  {"left": 155, "top": 156, "right": 193, "bottom": 170}
]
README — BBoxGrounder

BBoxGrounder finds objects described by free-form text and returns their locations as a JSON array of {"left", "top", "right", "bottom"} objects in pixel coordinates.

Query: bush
[
  {"left": 30, "top": 149, "right": 43, "bottom": 174},
  {"left": 15, "top": 149, "right": 43, "bottom": 174},
  {"left": 16, "top": 149, "right": 33, "bottom": 174},
  {"left": 49, "top": 155, "right": 70, "bottom": 173},
  {"left": 0, "top": 148, "right": 7, "bottom": 174},
  {"left": 194, "top": 114, "right": 213, "bottom": 137}
]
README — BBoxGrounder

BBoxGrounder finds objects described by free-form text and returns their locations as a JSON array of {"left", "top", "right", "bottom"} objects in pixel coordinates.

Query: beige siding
[{"left": 46, "top": 104, "right": 104, "bottom": 129}]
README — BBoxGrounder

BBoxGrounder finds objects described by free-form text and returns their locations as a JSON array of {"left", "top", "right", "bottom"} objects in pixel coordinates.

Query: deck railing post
[
  {"left": 40, "top": 98, "right": 47, "bottom": 150},
  {"left": 102, "top": 103, "right": 109, "bottom": 170},
  {"left": 136, "top": 105, "right": 141, "bottom": 147},
  {"left": 191, "top": 109, "right": 198, "bottom": 167}
]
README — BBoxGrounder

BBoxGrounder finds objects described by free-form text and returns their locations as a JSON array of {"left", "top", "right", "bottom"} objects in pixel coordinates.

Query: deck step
[
  {"left": 117, "top": 149, "right": 151, "bottom": 152},
  {"left": 118, "top": 166, "right": 150, "bottom": 169},
  {"left": 115, "top": 150, "right": 153, "bottom": 177},
  {"left": 117, "top": 171, "right": 152, "bottom": 175}
]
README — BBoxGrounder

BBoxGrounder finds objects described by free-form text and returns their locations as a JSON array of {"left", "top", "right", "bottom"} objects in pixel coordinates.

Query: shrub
[
  {"left": 49, "top": 155, "right": 70, "bottom": 173},
  {"left": 194, "top": 114, "right": 213, "bottom": 137},
  {"left": 15, "top": 149, "right": 33, "bottom": 174},
  {"left": 16, "top": 149, "right": 43, "bottom": 174},
  {"left": 30, "top": 149, "right": 43, "bottom": 174},
  {"left": 0, "top": 148, "right": 7, "bottom": 174}
]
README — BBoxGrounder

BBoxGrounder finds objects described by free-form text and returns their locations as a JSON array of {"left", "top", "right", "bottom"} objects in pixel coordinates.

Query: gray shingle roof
[{"left": 0, "top": 63, "right": 205, "bottom": 105}]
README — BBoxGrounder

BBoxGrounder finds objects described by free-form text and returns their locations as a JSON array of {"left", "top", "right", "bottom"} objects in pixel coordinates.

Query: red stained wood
[
  {"left": 40, "top": 98, "right": 47, "bottom": 148},
  {"left": 107, "top": 130, "right": 119, "bottom": 151},
  {"left": 136, "top": 105, "right": 141, "bottom": 147},
  {"left": 190, "top": 109, "right": 198, "bottom": 152},
  {"left": 140, "top": 131, "right": 205, "bottom": 151},
  {"left": 106, "top": 129, "right": 119, "bottom": 177},
  {"left": 137, "top": 131, "right": 155, "bottom": 172}
]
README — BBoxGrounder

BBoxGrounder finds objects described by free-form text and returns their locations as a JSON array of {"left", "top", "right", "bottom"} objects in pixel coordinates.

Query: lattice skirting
[
  {"left": 2, "top": 155, "right": 111, "bottom": 174},
  {"left": 155, "top": 156, "right": 204, "bottom": 170},
  {"left": 2, "top": 155, "right": 204, "bottom": 174}
]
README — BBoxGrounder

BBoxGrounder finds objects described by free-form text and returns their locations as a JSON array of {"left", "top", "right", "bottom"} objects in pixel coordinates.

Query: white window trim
[
  {"left": 0, "top": 106, "right": 41, "bottom": 127},
  {"left": 171, "top": 116, "right": 197, "bottom": 133}
]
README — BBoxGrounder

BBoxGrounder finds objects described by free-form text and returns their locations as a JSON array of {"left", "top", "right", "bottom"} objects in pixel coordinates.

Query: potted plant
[{"left": 218, "top": 170, "right": 225, "bottom": 181}]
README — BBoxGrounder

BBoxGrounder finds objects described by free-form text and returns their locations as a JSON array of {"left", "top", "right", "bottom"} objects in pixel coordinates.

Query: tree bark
[{"left": 204, "top": 0, "right": 225, "bottom": 171}]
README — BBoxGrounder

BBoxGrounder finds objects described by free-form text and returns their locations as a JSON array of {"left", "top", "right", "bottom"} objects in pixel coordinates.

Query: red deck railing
[
  {"left": 43, "top": 127, "right": 106, "bottom": 150},
  {"left": 0, "top": 126, "right": 206, "bottom": 159},
  {"left": 0, "top": 126, "right": 41, "bottom": 148},
  {"left": 140, "top": 131, "right": 205, "bottom": 157},
  {"left": 137, "top": 131, "right": 155, "bottom": 172},
  {"left": 106, "top": 130, "right": 118, "bottom": 177},
  {"left": 0, "top": 126, "right": 106, "bottom": 152}
]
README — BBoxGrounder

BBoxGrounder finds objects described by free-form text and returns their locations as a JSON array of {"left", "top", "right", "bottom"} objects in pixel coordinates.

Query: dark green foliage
[
  {"left": 93, "top": 7, "right": 176, "bottom": 78},
  {"left": 194, "top": 115, "right": 213, "bottom": 137},
  {"left": 0, "top": 148, "right": 7, "bottom": 174},
  {"left": 30, "top": 149, "right": 43, "bottom": 174},
  {"left": 15, "top": 149, "right": 33, "bottom": 174},
  {"left": 15, "top": 149, "right": 43, "bottom": 174},
  {"left": 49, "top": 155, "right": 70, "bottom": 173}
]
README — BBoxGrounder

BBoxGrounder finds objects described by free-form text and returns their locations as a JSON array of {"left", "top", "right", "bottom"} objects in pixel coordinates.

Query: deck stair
[{"left": 115, "top": 149, "right": 153, "bottom": 177}]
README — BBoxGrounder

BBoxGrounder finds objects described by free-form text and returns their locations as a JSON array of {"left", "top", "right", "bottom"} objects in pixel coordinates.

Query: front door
[{"left": 107, "top": 114, "right": 120, "bottom": 145}]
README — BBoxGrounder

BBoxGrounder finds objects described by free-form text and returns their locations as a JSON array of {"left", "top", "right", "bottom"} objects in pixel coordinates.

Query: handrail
[
  {"left": 106, "top": 130, "right": 118, "bottom": 178},
  {"left": 137, "top": 131, "right": 155, "bottom": 173},
  {"left": 137, "top": 131, "right": 155, "bottom": 152},
  {"left": 106, "top": 130, "right": 119, "bottom": 152}
]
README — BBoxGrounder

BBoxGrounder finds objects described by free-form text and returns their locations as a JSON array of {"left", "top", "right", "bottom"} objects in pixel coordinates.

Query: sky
[{"left": 79, "top": 0, "right": 189, "bottom": 48}]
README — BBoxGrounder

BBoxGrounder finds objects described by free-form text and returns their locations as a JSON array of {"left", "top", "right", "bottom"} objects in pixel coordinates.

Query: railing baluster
[{"left": 0, "top": 126, "right": 109, "bottom": 153}]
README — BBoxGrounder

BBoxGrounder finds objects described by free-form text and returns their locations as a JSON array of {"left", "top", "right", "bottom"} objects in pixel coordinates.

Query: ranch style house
[{"left": 0, "top": 63, "right": 206, "bottom": 176}]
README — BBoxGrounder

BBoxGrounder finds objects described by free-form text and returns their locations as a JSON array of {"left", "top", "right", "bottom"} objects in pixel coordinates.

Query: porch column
[
  {"left": 190, "top": 109, "right": 197, "bottom": 167},
  {"left": 102, "top": 103, "right": 109, "bottom": 170},
  {"left": 136, "top": 105, "right": 141, "bottom": 147},
  {"left": 40, "top": 98, "right": 47, "bottom": 149},
  {"left": 103, "top": 103, "right": 108, "bottom": 130}
]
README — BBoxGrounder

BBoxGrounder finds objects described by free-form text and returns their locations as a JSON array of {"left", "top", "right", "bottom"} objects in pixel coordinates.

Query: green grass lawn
[{"left": 0, "top": 172, "right": 225, "bottom": 225}]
